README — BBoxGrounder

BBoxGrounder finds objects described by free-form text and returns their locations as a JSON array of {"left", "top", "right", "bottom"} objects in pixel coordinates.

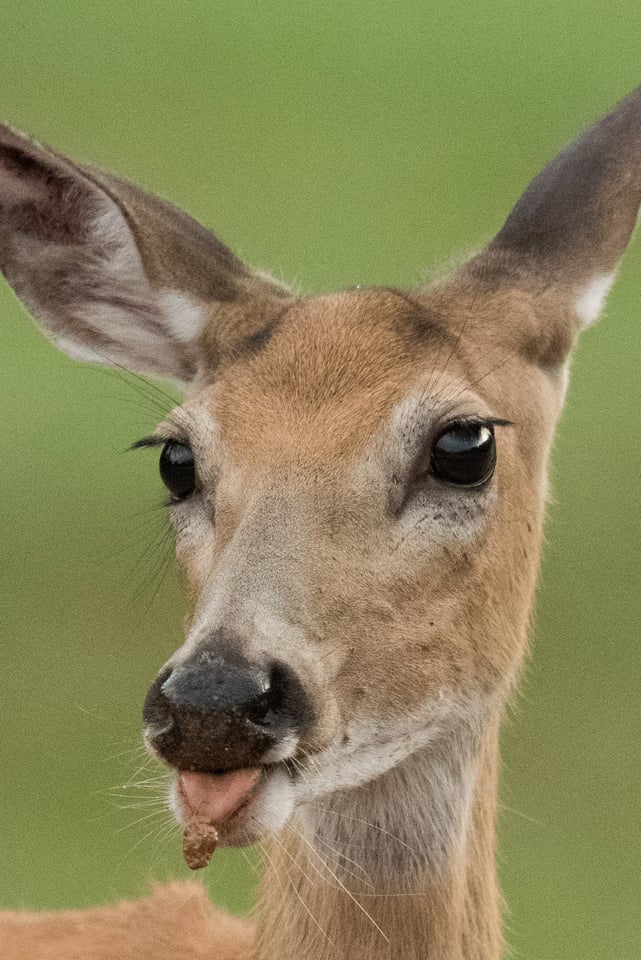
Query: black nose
[{"left": 143, "top": 645, "right": 312, "bottom": 772}]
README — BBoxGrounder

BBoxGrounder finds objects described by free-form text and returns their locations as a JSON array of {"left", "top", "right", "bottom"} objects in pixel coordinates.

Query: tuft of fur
[{"left": 0, "top": 882, "right": 253, "bottom": 960}]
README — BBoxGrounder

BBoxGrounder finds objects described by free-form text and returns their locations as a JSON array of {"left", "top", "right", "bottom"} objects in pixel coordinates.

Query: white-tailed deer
[{"left": 0, "top": 87, "right": 639, "bottom": 960}]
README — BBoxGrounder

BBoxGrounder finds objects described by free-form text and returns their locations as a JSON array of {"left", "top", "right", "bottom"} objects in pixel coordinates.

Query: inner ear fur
[{"left": 0, "top": 125, "right": 291, "bottom": 381}]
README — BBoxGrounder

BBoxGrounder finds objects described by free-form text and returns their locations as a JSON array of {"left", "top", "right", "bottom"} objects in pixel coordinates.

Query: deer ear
[
  {"left": 465, "top": 86, "right": 641, "bottom": 363},
  {"left": 0, "top": 126, "right": 290, "bottom": 381}
]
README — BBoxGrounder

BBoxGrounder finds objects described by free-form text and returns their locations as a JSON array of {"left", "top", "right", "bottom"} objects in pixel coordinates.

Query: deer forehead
[
  {"left": 192, "top": 292, "right": 467, "bottom": 425},
  {"left": 178, "top": 287, "right": 557, "bottom": 483}
]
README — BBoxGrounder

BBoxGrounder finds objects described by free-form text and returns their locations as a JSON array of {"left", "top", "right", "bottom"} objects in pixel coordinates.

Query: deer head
[{"left": 1, "top": 90, "right": 638, "bottom": 923}]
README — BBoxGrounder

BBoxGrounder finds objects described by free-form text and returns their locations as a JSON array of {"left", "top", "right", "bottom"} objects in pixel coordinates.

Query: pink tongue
[{"left": 178, "top": 768, "right": 262, "bottom": 825}]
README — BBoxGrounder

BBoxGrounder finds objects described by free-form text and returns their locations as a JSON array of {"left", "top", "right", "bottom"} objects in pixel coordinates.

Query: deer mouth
[
  {"left": 171, "top": 762, "right": 296, "bottom": 866},
  {"left": 178, "top": 767, "right": 265, "bottom": 826}
]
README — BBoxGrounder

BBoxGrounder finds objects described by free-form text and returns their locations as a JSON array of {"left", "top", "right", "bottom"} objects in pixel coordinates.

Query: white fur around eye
[{"left": 575, "top": 273, "right": 616, "bottom": 328}]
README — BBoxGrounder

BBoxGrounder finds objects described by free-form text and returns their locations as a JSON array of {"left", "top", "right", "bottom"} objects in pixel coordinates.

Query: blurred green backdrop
[{"left": 0, "top": 2, "right": 639, "bottom": 958}]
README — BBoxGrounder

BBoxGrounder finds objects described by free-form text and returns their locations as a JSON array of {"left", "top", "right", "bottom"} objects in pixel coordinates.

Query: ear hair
[
  {"left": 453, "top": 87, "right": 640, "bottom": 366},
  {"left": 573, "top": 271, "right": 618, "bottom": 329},
  {"left": 0, "top": 125, "right": 290, "bottom": 381},
  {"left": 488, "top": 86, "right": 641, "bottom": 286}
]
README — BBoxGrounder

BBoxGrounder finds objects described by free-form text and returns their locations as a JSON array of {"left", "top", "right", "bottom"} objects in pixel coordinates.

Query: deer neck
[{"left": 252, "top": 717, "right": 503, "bottom": 960}]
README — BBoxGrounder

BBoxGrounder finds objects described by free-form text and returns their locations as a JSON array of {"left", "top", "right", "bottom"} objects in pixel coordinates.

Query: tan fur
[
  {"left": 0, "top": 883, "right": 252, "bottom": 960},
  {"left": 0, "top": 87, "right": 639, "bottom": 959}
]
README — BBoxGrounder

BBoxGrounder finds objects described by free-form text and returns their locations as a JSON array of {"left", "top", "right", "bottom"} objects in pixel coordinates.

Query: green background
[{"left": 0, "top": 3, "right": 639, "bottom": 958}]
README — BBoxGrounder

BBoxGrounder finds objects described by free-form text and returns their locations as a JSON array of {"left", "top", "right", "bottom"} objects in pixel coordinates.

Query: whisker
[
  {"left": 266, "top": 836, "right": 333, "bottom": 946},
  {"left": 422, "top": 312, "right": 470, "bottom": 407},
  {"left": 257, "top": 840, "right": 287, "bottom": 899},
  {"left": 107, "top": 797, "right": 169, "bottom": 810},
  {"left": 147, "top": 819, "right": 180, "bottom": 868},
  {"left": 90, "top": 359, "right": 178, "bottom": 417},
  {"left": 101, "top": 744, "right": 149, "bottom": 764},
  {"left": 498, "top": 802, "right": 545, "bottom": 828},
  {"left": 292, "top": 826, "right": 390, "bottom": 943},
  {"left": 114, "top": 808, "right": 170, "bottom": 834},
  {"left": 73, "top": 704, "right": 131, "bottom": 727},
  {"left": 270, "top": 832, "right": 317, "bottom": 888},
  {"left": 312, "top": 805, "right": 414, "bottom": 852},
  {"left": 435, "top": 346, "right": 520, "bottom": 408},
  {"left": 110, "top": 775, "right": 171, "bottom": 789},
  {"left": 122, "top": 755, "right": 158, "bottom": 787},
  {"left": 118, "top": 818, "right": 175, "bottom": 869},
  {"left": 311, "top": 834, "right": 374, "bottom": 888}
]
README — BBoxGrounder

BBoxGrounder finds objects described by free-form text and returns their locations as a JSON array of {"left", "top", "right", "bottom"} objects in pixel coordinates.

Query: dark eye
[
  {"left": 159, "top": 441, "right": 196, "bottom": 500},
  {"left": 430, "top": 422, "right": 496, "bottom": 487}
]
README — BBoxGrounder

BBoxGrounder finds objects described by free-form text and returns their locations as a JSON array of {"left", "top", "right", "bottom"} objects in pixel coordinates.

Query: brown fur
[
  {"left": 0, "top": 883, "right": 252, "bottom": 960},
  {"left": 0, "top": 86, "right": 639, "bottom": 959}
]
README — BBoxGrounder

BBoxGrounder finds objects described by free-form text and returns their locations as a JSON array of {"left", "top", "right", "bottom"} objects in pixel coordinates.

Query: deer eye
[
  {"left": 430, "top": 422, "right": 496, "bottom": 487},
  {"left": 159, "top": 441, "right": 196, "bottom": 500}
]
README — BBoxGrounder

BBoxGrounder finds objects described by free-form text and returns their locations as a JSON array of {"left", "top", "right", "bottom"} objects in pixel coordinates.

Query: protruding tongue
[
  {"left": 178, "top": 768, "right": 262, "bottom": 871},
  {"left": 178, "top": 767, "right": 262, "bottom": 825}
]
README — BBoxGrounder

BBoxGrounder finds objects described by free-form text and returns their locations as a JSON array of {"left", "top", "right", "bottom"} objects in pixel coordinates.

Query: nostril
[
  {"left": 244, "top": 687, "right": 274, "bottom": 727},
  {"left": 267, "top": 663, "right": 290, "bottom": 712},
  {"left": 245, "top": 661, "right": 307, "bottom": 730}
]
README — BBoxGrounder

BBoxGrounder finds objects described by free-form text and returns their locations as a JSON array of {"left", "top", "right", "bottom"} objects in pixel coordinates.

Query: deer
[{"left": 0, "top": 86, "right": 638, "bottom": 960}]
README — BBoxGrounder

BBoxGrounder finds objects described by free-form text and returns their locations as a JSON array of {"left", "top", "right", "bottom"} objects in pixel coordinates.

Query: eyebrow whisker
[
  {"left": 129, "top": 433, "right": 187, "bottom": 451},
  {"left": 129, "top": 436, "right": 167, "bottom": 451}
]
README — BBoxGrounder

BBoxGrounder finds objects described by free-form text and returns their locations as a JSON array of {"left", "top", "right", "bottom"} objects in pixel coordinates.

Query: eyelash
[
  {"left": 129, "top": 434, "right": 186, "bottom": 451},
  {"left": 438, "top": 416, "right": 513, "bottom": 432}
]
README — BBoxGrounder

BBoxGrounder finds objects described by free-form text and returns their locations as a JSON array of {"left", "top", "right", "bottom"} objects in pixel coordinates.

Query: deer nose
[{"left": 142, "top": 647, "right": 312, "bottom": 771}]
